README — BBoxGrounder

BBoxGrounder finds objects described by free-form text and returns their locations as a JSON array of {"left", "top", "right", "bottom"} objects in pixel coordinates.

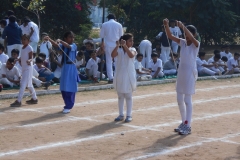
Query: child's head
[
  {"left": 170, "top": 52, "right": 178, "bottom": 61},
  {"left": 198, "top": 52, "right": 206, "bottom": 60},
  {"left": 136, "top": 53, "right": 143, "bottom": 62},
  {"left": 77, "top": 51, "right": 84, "bottom": 60},
  {"left": 0, "top": 19, "right": 7, "bottom": 28},
  {"left": 80, "top": 45, "right": 86, "bottom": 52},
  {"left": 21, "top": 34, "right": 30, "bottom": 46},
  {"left": 186, "top": 25, "right": 197, "bottom": 40},
  {"left": 214, "top": 53, "right": 221, "bottom": 62},
  {"left": 90, "top": 50, "right": 97, "bottom": 59},
  {"left": 0, "top": 43, "right": 4, "bottom": 54},
  {"left": 214, "top": 49, "right": 220, "bottom": 56},
  {"left": 6, "top": 58, "right": 15, "bottom": 70},
  {"left": 170, "top": 19, "right": 176, "bottom": 27},
  {"left": 63, "top": 31, "right": 74, "bottom": 44},
  {"left": 9, "top": 15, "right": 16, "bottom": 23},
  {"left": 151, "top": 53, "right": 158, "bottom": 62},
  {"left": 85, "top": 42, "right": 94, "bottom": 51},
  {"left": 225, "top": 45, "right": 230, "bottom": 53},
  {"left": 221, "top": 56, "right": 228, "bottom": 62},
  {"left": 11, "top": 49, "right": 19, "bottom": 59},
  {"left": 234, "top": 52, "right": 240, "bottom": 60},
  {"left": 41, "top": 32, "right": 48, "bottom": 40},
  {"left": 23, "top": 17, "right": 31, "bottom": 27},
  {"left": 35, "top": 57, "right": 44, "bottom": 68},
  {"left": 38, "top": 53, "right": 47, "bottom": 61},
  {"left": 120, "top": 33, "right": 134, "bottom": 48}
]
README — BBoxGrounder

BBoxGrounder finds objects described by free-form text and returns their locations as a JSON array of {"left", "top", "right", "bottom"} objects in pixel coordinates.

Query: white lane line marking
[
  {"left": 221, "top": 140, "right": 240, "bottom": 145},
  {"left": 0, "top": 109, "right": 240, "bottom": 157},
  {"left": 1, "top": 95, "right": 240, "bottom": 131},
  {"left": 5, "top": 84, "right": 240, "bottom": 113},
  {"left": 127, "top": 133, "right": 240, "bottom": 160}
]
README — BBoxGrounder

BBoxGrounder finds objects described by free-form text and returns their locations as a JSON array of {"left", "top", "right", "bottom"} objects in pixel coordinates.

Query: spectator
[
  {"left": 149, "top": 53, "right": 164, "bottom": 78},
  {"left": 38, "top": 53, "right": 50, "bottom": 68},
  {"left": 138, "top": 39, "right": 152, "bottom": 68},
  {"left": 134, "top": 53, "right": 152, "bottom": 81},
  {"left": 52, "top": 50, "right": 62, "bottom": 83},
  {"left": 163, "top": 52, "right": 178, "bottom": 76},
  {"left": 0, "top": 44, "right": 8, "bottom": 64},
  {"left": 227, "top": 52, "right": 240, "bottom": 74},
  {"left": 86, "top": 51, "right": 105, "bottom": 82},
  {"left": 169, "top": 19, "right": 182, "bottom": 53},
  {"left": 0, "top": 58, "right": 20, "bottom": 88},
  {"left": 220, "top": 45, "right": 226, "bottom": 55},
  {"left": 39, "top": 32, "right": 52, "bottom": 58},
  {"left": 152, "top": 43, "right": 161, "bottom": 58},
  {"left": 0, "top": 19, "right": 7, "bottom": 46},
  {"left": 220, "top": 45, "right": 232, "bottom": 60},
  {"left": 75, "top": 51, "right": 84, "bottom": 70},
  {"left": 100, "top": 13, "right": 123, "bottom": 83},
  {"left": 5, "top": 10, "right": 15, "bottom": 25},
  {"left": 84, "top": 41, "right": 94, "bottom": 64},
  {"left": 2, "top": 16, "right": 22, "bottom": 57},
  {"left": 209, "top": 53, "right": 226, "bottom": 74}
]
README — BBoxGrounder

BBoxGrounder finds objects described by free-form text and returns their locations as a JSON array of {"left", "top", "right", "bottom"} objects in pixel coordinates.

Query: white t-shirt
[
  {"left": 1, "top": 63, "right": 20, "bottom": 80},
  {"left": 227, "top": 57, "right": 238, "bottom": 70},
  {"left": 39, "top": 41, "right": 52, "bottom": 58},
  {"left": 75, "top": 59, "right": 83, "bottom": 68},
  {"left": 20, "top": 24, "right": 31, "bottom": 35},
  {"left": 149, "top": 58, "right": 163, "bottom": 72},
  {"left": 0, "top": 53, "right": 9, "bottom": 64},
  {"left": 20, "top": 45, "right": 33, "bottom": 69},
  {"left": 170, "top": 26, "right": 182, "bottom": 39},
  {"left": 196, "top": 57, "right": 208, "bottom": 71},
  {"left": 86, "top": 57, "right": 100, "bottom": 70},
  {"left": 220, "top": 52, "right": 233, "bottom": 60},
  {"left": 28, "top": 22, "right": 39, "bottom": 43}
]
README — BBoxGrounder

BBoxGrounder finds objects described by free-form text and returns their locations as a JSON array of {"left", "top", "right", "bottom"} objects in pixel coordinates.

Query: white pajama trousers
[
  {"left": 177, "top": 92, "right": 193, "bottom": 127},
  {"left": 199, "top": 67, "right": 216, "bottom": 76},
  {"left": 160, "top": 46, "right": 171, "bottom": 64},
  {"left": 17, "top": 70, "right": 37, "bottom": 102},
  {"left": 105, "top": 45, "right": 115, "bottom": 80},
  {"left": 210, "top": 67, "right": 224, "bottom": 73},
  {"left": 117, "top": 92, "right": 133, "bottom": 117},
  {"left": 0, "top": 78, "right": 14, "bottom": 87},
  {"left": 139, "top": 44, "right": 152, "bottom": 68},
  {"left": 88, "top": 63, "right": 106, "bottom": 79},
  {"left": 163, "top": 69, "right": 177, "bottom": 75}
]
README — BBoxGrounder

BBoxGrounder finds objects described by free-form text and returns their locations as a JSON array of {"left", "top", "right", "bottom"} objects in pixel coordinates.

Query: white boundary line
[{"left": 0, "top": 109, "right": 240, "bottom": 157}]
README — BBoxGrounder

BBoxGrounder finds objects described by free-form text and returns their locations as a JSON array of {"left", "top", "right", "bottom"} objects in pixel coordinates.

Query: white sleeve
[
  {"left": 86, "top": 60, "right": 91, "bottom": 69},
  {"left": 196, "top": 59, "right": 204, "bottom": 66},
  {"left": 157, "top": 59, "right": 162, "bottom": 68},
  {"left": 135, "top": 61, "right": 139, "bottom": 69},
  {"left": 97, "top": 57, "right": 101, "bottom": 63},
  {"left": 1, "top": 64, "right": 6, "bottom": 75}
]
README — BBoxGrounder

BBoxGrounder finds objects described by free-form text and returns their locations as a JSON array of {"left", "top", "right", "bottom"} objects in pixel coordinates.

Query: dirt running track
[{"left": 0, "top": 78, "right": 240, "bottom": 160}]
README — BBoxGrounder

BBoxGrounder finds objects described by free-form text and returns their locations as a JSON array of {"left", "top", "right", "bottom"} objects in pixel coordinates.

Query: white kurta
[
  {"left": 113, "top": 47, "right": 136, "bottom": 93},
  {"left": 176, "top": 39, "right": 200, "bottom": 95}
]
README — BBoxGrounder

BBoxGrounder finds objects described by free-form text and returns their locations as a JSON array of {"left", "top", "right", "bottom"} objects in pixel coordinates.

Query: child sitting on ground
[
  {"left": 38, "top": 53, "right": 50, "bottom": 69},
  {"left": 149, "top": 53, "right": 164, "bottom": 78},
  {"left": 85, "top": 50, "right": 105, "bottom": 82},
  {"left": 163, "top": 52, "right": 178, "bottom": 76},
  {"left": 135, "top": 53, "right": 152, "bottom": 81},
  {"left": 227, "top": 52, "right": 240, "bottom": 74},
  {"left": 208, "top": 52, "right": 227, "bottom": 74},
  {"left": 0, "top": 58, "right": 20, "bottom": 88},
  {"left": 197, "top": 52, "right": 220, "bottom": 76},
  {"left": 0, "top": 43, "right": 9, "bottom": 64}
]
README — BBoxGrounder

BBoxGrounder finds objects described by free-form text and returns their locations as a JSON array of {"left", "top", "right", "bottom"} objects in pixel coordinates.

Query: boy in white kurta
[
  {"left": 10, "top": 34, "right": 38, "bottom": 107},
  {"left": 227, "top": 53, "right": 240, "bottom": 74},
  {"left": 164, "top": 19, "right": 200, "bottom": 135},
  {"left": 149, "top": 53, "right": 164, "bottom": 78},
  {"left": 135, "top": 53, "right": 152, "bottom": 81},
  {"left": 112, "top": 33, "right": 137, "bottom": 123}
]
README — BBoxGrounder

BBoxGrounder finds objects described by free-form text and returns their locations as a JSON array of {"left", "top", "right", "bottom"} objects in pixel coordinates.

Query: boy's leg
[
  {"left": 92, "top": 63, "right": 98, "bottom": 78},
  {"left": 177, "top": 92, "right": 186, "bottom": 123},
  {"left": 117, "top": 92, "right": 124, "bottom": 116},
  {"left": 184, "top": 94, "right": 193, "bottom": 127},
  {"left": 157, "top": 71, "right": 164, "bottom": 78},
  {"left": 32, "top": 77, "right": 42, "bottom": 87},
  {"left": 202, "top": 67, "right": 216, "bottom": 76},
  {"left": 0, "top": 78, "right": 14, "bottom": 87}
]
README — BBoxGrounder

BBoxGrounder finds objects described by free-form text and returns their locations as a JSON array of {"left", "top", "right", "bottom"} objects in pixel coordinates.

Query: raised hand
[{"left": 163, "top": 18, "right": 169, "bottom": 26}]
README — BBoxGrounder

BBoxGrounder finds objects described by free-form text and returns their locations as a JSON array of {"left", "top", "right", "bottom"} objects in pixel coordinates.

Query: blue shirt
[
  {"left": 2, "top": 22, "right": 22, "bottom": 45},
  {"left": 60, "top": 43, "right": 80, "bottom": 92}
]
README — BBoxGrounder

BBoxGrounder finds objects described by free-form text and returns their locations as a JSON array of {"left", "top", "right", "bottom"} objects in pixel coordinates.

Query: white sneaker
[{"left": 62, "top": 109, "right": 70, "bottom": 114}]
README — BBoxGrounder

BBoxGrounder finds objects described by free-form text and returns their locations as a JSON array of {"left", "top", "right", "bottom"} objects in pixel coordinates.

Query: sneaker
[
  {"left": 114, "top": 115, "right": 124, "bottom": 122},
  {"left": 10, "top": 100, "right": 22, "bottom": 107},
  {"left": 62, "top": 109, "right": 70, "bottom": 114},
  {"left": 26, "top": 98, "right": 38, "bottom": 104},
  {"left": 174, "top": 123, "right": 184, "bottom": 132},
  {"left": 124, "top": 116, "right": 132, "bottom": 123},
  {"left": 179, "top": 125, "right": 191, "bottom": 135}
]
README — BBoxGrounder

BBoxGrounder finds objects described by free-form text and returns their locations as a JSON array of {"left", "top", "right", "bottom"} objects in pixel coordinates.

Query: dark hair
[
  {"left": 0, "top": 19, "right": 7, "bottom": 26},
  {"left": 214, "top": 49, "right": 220, "bottom": 55},
  {"left": 151, "top": 53, "right": 158, "bottom": 58},
  {"left": 11, "top": 49, "right": 19, "bottom": 55},
  {"left": 0, "top": 43, "right": 4, "bottom": 51},
  {"left": 90, "top": 50, "right": 96, "bottom": 56},
  {"left": 137, "top": 53, "right": 143, "bottom": 58},
  {"left": 198, "top": 52, "right": 206, "bottom": 57},
  {"left": 186, "top": 25, "right": 197, "bottom": 35},
  {"left": 7, "top": 10, "right": 14, "bottom": 17},
  {"left": 234, "top": 52, "right": 240, "bottom": 56},
  {"left": 221, "top": 56, "right": 228, "bottom": 62},
  {"left": 9, "top": 15, "right": 16, "bottom": 23},
  {"left": 77, "top": 51, "right": 84, "bottom": 57},
  {"left": 120, "top": 33, "right": 133, "bottom": 41},
  {"left": 107, "top": 13, "right": 115, "bottom": 20},
  {"left": 35, "top": 57, "right": 44, "bottom": 64},
  {"left": 214, "top": 53, "right": 221, "bottom": 59},
  {"left": 7, "top": 57, "right": 15, "bottom": 64},
  {"left": 23, "top": 16, "right": 31, "bottom": 23},
  {"left": 22, "top": 34, "right": 30, "bottom": 40},
  {"left": 63, "top": 31, "right": 74, "bottom": 40},
  {"left": 39, "top": 53, "right": 47, "bottom": 59}
]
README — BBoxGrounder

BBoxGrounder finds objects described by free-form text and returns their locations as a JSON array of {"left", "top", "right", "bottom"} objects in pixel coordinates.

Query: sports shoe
[
  {"left": 10, "top": 100, "right": 22, "bottom": 107},
  {"left": 179, "top": 125, "right": 191, "bottom": 135},
  {"left": 26, "top": 98, "right": 38, "bottom": 104},
  {"left": 62, "top": 109, "right": 70, "bottom": 114},
  {"left": 124, "top": 116, "right": 132, "bottom": 123},
  {"left": 114, "top": 115, "right": 124, "bottom": 122},
  {"left": 174, "top": 123, "right": 184, "bottom": 132}
]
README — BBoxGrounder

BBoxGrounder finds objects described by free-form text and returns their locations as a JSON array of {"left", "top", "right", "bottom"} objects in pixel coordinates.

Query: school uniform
[
  {"left": 196, "top": 57, "right": 216, "bottom": 76},
  {"left": 60, "top": 43, "right": 80, "bottom": 110},
  {"left": 220, "top": 51, "right": 233, "bottom": 60},
  {"left": 0, "top": 53, "right": 9, "bottom": 64},
  {"left": 28, "top": 22, "right": 39, "bottom": 52},
  {"left": 170, "top": 26, "right": 182, "bottom": 52},
  {"left": 149, "top": 58, "right": 164, "bottom": 78},
  {"left": 113, "top": 47, "right": 136, "bottom": 117},
  {"left": 208, "top": 58, "right": 225, "bottom": 73},
  {"left": 163, "top": 59, "right": 177, "bottom": 75},
  {"left": 17, "top": 45, "right": 37, "bottom": 102},
  {"left": 227, "top": 57, "right": 240, "bottom": 73},
  {"left": 139, "top": 40, "right": 152, "bottom": 68},
  {"left": 0, "top": 63, "right": 20, "bottom": 87},
  {"left": 100, "top": 19, "right": 123, "bottom": 80},
  {"left": 40, "top": 41, "right": 52, "bottom": 58},
  {"left": 134, "top": 60, "right": 152, "bottom": 80},
  {"left": 86, "top": 57, "right": 105, "bottom": 79}
]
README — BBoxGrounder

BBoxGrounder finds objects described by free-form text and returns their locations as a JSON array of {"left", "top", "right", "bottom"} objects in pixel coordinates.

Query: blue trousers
[{"left": 61, "top": 91, "right": 76, "bottom": 109}]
